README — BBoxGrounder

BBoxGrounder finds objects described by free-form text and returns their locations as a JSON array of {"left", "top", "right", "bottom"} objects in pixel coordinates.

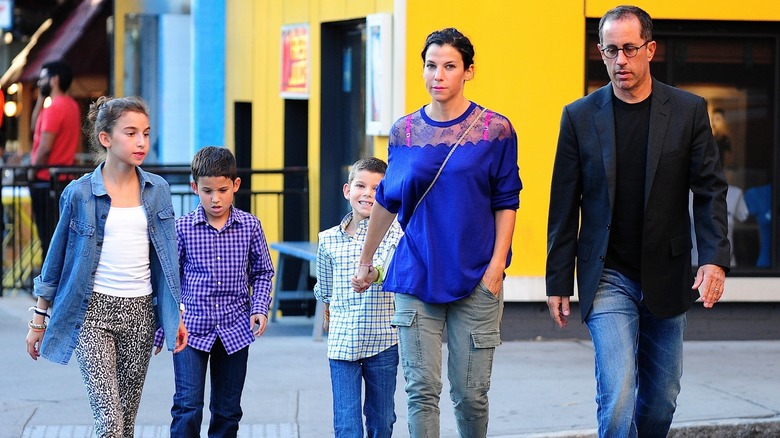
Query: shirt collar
[
  {"left": 339, "top": 211, "right": 369, "bottom": 237},
  {"left": 192, "top": 204, "right": 240, "bottom": 228},
  {"left": 90, "top": 163, "right": 150, "bottom": 197}
]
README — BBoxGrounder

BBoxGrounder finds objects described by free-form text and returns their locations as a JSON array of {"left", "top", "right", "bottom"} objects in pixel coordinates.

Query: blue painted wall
[{"left": 191, "top": 0, "right": 225, "bottom": 155}]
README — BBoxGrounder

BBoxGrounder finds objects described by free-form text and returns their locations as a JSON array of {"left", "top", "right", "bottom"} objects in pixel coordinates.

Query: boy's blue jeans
[
  {"left": 585, "top": 269, "right": 686, "bottom": 438},
  {"left": 328, "top": 344, "right": 399, "bottom": 438},
  {"left": 393, "top": 282, "right": 503, "bottom": 438},
  {"left": 171, "top": 338, "right": 249, "bottom": 438}
]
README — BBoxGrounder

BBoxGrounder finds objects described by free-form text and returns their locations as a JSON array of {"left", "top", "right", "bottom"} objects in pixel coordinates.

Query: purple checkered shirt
[{"left": 154, "top": 205, "right": 274, "bottom": 354}]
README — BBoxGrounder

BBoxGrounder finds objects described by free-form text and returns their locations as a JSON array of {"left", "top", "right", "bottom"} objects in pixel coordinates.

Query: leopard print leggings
[{"left": 75, "top": 292, "right": 156, "bottom": 438}]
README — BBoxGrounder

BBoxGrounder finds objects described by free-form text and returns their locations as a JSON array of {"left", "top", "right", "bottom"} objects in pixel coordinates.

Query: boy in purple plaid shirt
[{"left": 154, "top": 146, "right": 274, "bottom": 437}]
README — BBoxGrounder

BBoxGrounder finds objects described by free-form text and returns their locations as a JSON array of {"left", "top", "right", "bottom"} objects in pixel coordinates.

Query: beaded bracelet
[
  {"left": 357, "top": 262, "right": 374, "bottom": 272},
  {"left": 28, "top": 319, "right": 47, "bottom": 331}
]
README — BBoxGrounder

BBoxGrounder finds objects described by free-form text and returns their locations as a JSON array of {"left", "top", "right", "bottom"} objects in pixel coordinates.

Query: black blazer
[{"left": 546, "top": 79, "right": 730, "bottom": 319}]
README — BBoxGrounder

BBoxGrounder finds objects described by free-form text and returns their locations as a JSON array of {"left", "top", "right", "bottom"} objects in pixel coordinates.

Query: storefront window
[{"left": 586, "top": 21, "right": 778, "bottom": 274}]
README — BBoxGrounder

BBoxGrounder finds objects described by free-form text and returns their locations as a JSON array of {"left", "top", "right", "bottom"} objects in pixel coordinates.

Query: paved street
[{"left": 1, "top": 291, "right": 779, "bottom": 437}]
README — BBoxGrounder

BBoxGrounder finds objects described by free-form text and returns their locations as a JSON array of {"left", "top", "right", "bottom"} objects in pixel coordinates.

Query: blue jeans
[
  {"left": 329, "top": 344, "right": 399, "bottom": 438},
  {"left": 392, "top": 282, "right": 503, "bottom": 438},
  {"left": 170, "top": 338, "right": 249, "bottom": 438},
  {"left": 585, "top": 269, "right": 686, "bottom": 438}
]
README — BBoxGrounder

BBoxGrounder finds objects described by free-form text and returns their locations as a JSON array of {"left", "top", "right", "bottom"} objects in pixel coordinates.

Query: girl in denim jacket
[{"left": 25, "top": 96, "right": 188, "bottom": 437}]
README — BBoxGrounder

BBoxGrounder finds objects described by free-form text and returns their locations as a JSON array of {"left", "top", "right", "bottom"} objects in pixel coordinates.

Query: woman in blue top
[
  {"left": 353, "top": 28, "right": 522, "bottom": 437},
  {"left": 25, "top": 96, "right": 188, "bottom": 437}
]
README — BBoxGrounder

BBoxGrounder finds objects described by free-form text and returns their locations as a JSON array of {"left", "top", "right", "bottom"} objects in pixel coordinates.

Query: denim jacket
[{"left": 34, "top": 163, "right": 181, "bottom": 364}]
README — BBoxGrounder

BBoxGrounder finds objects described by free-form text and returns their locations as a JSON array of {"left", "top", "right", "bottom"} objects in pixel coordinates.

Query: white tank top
[{"left": 93, "top": 205, "right": 153, "bottom": 298}]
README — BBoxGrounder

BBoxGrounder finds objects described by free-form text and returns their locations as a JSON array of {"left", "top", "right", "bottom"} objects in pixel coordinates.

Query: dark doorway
[
  {"left": 284, "top": 99, "right": 309, "bottom": 242},
  {"left": 280, "top": 98, "right": 314, "bottom": 317},
  {"left": 234, "top": 101, "right": 252, "bottom": 212},
  {"left": 320, "top": 19, "right": 369, "bottom": 230}
]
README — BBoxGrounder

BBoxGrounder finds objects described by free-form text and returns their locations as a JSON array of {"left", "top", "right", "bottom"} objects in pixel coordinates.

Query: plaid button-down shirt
[
  {"left": 314, "top": 212, "right": 403, "bottom": 361},
  {"left": 155, "top": 205, "right": 274, "bottom": 354}
]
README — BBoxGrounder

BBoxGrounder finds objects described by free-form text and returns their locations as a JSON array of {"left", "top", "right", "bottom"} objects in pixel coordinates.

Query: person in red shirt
[{"left": 30, "top": 60, "right": 81, "bottom": 260}]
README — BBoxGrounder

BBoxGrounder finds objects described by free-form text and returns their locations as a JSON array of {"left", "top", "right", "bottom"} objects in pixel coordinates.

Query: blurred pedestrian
[{"left": 30, "top": 60, "right": 81, "bottom": 260}]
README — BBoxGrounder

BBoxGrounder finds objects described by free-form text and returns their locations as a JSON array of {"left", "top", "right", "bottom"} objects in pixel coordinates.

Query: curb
[
  {"left": 511, "top": 417, "right": 780, "bottom": 438},
  {"left": 669, "top": 417, "right": 780, "bottom": 437}
]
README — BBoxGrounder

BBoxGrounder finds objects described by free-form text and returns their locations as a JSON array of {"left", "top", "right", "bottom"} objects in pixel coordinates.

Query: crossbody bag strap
[{"left": 412, "top": 107, "right": 488, "bottom": 215}]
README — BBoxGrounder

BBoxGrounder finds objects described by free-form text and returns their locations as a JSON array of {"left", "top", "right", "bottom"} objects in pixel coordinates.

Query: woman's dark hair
[
  {"left": 420, "top": 28, "right": 475, "bottom": 68},
  {"left": 85, "top": 96, "right": 149, "bottom": 162}
]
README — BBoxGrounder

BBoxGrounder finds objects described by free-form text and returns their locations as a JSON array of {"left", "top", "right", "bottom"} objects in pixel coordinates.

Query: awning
[{"left": 0, "top": 0, "right": 108, "bottom": 88}]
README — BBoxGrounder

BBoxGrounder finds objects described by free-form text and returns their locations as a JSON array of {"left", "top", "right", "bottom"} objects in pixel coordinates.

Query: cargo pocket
[
  {"left": 476, "top": 281, "right": 500, "bottom": 301},
  {"left": 391, "top": 309, "right": 416, "bottom": 328},
  {"left": 467, "top": 330, "right": 501, "bottom": 388},
  {"left": 391, "top": 309, "right": 421, "bottom": 367}
]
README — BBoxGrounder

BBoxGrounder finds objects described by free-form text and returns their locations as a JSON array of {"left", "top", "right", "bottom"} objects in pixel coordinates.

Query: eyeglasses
[{"left": 599, "top": 41, "right": 651, "bottom": 59}]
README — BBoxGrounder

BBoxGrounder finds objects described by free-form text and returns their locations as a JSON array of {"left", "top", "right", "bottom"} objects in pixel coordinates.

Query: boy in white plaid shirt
[{"left": 314, "top": 157, "right": 403, "bottom": 438}]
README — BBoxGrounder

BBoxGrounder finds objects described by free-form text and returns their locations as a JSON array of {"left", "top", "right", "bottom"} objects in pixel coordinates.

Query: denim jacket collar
[{"left": 89, "top": 162, "right": 157, "bottom": 197}]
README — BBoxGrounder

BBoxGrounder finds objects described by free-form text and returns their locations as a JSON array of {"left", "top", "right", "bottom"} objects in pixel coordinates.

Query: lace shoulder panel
[{"left": 390, "top": 107, "right": 515, "bottom": 148}]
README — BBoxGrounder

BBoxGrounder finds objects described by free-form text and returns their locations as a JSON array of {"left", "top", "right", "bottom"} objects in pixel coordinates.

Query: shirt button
[
  {"left": 217, "top": 281, "right": 221, "bottom": 285},
  {"left": 599, "top": 256, "right": 605, "bottom": 262},
  {"left": 216, "top": 256, "right": 220, "bottom": 261}
]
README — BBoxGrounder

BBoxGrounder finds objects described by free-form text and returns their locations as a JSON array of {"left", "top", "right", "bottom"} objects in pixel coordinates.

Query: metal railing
[{"left": 1, "top": 164, "right": 308, "bottom": 296}]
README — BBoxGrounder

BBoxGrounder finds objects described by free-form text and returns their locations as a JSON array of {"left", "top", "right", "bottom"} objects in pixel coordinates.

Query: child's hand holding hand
[{"left": 351, "top": 264, "right": 373, "bottom": 292}]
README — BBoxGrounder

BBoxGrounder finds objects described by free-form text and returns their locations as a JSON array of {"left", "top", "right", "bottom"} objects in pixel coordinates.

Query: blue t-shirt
[{"left": 376, "top": 102, "right": 522, "bottom": 303}]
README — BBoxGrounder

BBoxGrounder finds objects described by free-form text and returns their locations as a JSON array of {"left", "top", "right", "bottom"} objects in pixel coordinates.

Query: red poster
[{"left": 280, "top": 24, "right": 309, "bottom": 99}]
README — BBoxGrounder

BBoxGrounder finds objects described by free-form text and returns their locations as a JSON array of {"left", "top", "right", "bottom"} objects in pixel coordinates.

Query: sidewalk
[{"left": 1, "top": 290, "right": 779, "bottom": 437}]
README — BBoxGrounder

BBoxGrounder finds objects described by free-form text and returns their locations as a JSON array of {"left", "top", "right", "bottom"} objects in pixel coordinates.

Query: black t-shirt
[{"left": 605, "top": 94, "right": 651, "bottom": 282}]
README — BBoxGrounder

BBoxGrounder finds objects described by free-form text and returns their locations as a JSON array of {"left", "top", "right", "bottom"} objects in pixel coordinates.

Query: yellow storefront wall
[
  {"left": 226, "top": 0, "right": 779, "bottom": 299},
  {"left": 405, "top": 1, "right": 583, "bottom": 279},
  {"left": 587, "top": 0, "right": 780, "bottom": 21},
  {"left": 225, "top": 1, "right": 394, "bottom": 248},
  {"left": 404, "top": 0, "right": 780, "bottom": 286}
]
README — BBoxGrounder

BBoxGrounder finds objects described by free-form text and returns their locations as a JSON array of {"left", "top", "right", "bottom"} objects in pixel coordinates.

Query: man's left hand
[{"left": 692, "top": 264, "right": 726, "bottom": 308}]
